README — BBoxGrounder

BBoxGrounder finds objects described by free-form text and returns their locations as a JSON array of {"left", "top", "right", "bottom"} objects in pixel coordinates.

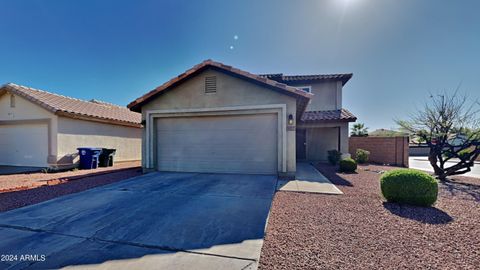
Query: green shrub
[
  {"left": 380, "top": 169, "right": 438, "bottom": 206},
  {"left": 327, "top": 150, "right": 341, "bottom": 165},
  {"left": 355, "top": 149, "right": 370, "bottom": 164},
  {"left": 444, "top": 148, "right": 473, "bottom": 160},
  {"left": 339, "top": 158, "right": 357, "bottom": 173},
  {"left": 458, "top": 148, "right": 473, "bottom": 160}
]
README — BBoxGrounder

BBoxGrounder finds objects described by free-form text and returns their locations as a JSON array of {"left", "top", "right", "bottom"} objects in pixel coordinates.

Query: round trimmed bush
[
  {"left": 327, "top": 150, "right": 342, "bottom": 165},
  {"left": 339, "top": 158, "right": 357, "bottom": 173},
  {"left": 355, "top": 149, "right": 370, "bottom": 164},
  {"left": 380, "top": 169, "right": 438, "bottom": 206}
]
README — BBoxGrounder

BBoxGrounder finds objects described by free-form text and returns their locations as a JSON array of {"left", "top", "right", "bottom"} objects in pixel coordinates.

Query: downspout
[{"left": 338, "top": 127, "right": 341, "bottom": 152}]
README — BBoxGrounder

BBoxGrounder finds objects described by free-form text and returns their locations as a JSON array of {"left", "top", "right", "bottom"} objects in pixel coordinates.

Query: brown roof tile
[
  {"left": 301, "top": 109, "right": 357, "bottom": 123},
  {"left": 127, "top": 59, "right": 313, "bottom": 116},
  {"left": 1, "top": 83, "right": 141, "bottom": 127},
  {"left": 259, "top": 73, "right": 353, "bottom": 85}
]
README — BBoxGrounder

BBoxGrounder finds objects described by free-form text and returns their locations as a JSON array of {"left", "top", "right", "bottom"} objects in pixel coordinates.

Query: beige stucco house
[
  {"left": 128, "top": 60, "right": 356, "bottom": 177},
  {"left": 0, "top": 83, "right": 142, "bottom": 168}
]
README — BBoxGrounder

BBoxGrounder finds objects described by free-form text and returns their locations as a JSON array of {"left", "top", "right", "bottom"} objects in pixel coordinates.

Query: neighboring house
[
  {"left": 448, "top": 133, "right": 468, "bottom": 146},
  {"left": 128, "top": 60, "right": 356, "bottom": 177},
  {"left": 0, "top": 83, "right": 142, "bottom": 168},
  {"left": 370, "top": 128, "right": 408, "bottom": 137},
  {"left": 410, "top": 133, "right": 471, "bottom": 157}
]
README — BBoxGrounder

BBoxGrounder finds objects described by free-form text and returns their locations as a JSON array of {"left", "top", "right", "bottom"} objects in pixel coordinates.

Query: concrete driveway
[
  {"left": 0, "top": 172, "right": 277, "bottom": 269},
  {"left": 409, "top": 157, "right": 480, "bottom": 178}
]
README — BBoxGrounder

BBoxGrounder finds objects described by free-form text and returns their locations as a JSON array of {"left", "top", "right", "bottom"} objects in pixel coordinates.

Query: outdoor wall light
[{"left": 288, "top": 114, "right": 294, "bottom": 125}]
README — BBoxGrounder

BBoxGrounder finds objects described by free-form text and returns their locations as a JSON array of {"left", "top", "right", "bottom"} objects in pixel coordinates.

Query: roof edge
[
  {"left": 1, "top": 83, "right": 142, "bottom": 126},
  {"left": 259, "top": 73, "right": 353, "bottom": 86},
  {"left": 300, "top": 108, "right": 357, "bottom": 123},
  {"left": 1, "top": 83, "right": 58, "bottom": 113},
  {"left": 55, "top": 111, "right": 142, "bottom": 128},
  {"left": 127, "top": 60, "right": 313, "bottom": 112}
]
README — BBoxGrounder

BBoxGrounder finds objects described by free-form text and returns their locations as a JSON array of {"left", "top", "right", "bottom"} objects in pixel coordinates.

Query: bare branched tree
[{"left": 397, "top": 90, "right": 480, "bottom": 181}]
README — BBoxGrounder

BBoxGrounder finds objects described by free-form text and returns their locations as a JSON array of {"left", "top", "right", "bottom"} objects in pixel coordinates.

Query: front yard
[{"left": 259, "top": 163, "right": 480, "bottom": 269}]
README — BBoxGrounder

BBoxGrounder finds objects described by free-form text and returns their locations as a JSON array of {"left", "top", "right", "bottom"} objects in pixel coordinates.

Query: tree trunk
[{"left": 428, "top": 151, "right": 444, "bottom": 177}]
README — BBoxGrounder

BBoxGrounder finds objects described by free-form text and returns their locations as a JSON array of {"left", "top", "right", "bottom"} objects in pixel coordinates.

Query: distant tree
[
  {"left": 397, "top": 91, "right": 480, "bottom": 181},
  {"left": 351, "top": 123, "right": 369, "bottom": 137}
]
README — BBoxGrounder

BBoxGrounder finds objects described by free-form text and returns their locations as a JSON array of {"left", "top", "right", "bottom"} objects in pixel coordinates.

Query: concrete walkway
[{"left": 277, "top": 163, "right": 343, "bottom": 195}]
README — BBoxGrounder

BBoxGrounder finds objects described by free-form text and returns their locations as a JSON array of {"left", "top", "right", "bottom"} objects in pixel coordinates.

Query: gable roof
[
  {"left": 300, "top": 109, "right": 357, "bottom": 123},
  {"left": 259, "top": 73, "right": 353, "bottom": 86},
  {"left": 0, "top": 83, "right": 141, "bottom": 127},
  {"left": 127, "top": 60, "right": 313, "bottom": 117}
]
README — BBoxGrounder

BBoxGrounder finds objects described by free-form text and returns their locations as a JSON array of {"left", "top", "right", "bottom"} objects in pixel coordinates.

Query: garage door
[
  {"left": 156, "top": 114, "right": 277, "bottom": 174},
  {"left": 0, "top": 124, "right": 49, "bottom": 167}
]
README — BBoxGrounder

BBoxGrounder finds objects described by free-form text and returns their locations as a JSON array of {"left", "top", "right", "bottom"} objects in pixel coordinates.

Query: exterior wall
[
  {"left": 57, "top": 117, "right": 142, "bottom": 166},
  {"left": 286, "top": 81, "right": 342, "bottom": 111},
  {"left": 140, "top": 68, "right": 297, "bottom": 174},
  {"left": 0, "top": 92, "right": 59, "bottom": 163},
  {"left": 0, "top": 93, "right": 55, "bottom": 120},
  {"left": 349, "top": 136, "right": 409, "bottom": 167},
  {"left": 299, "top": 122, "right": 349, "bottom": 161}
]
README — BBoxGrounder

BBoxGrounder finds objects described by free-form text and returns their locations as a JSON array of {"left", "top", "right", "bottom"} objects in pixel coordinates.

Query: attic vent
[
  {"left": 10, "top": 95, "right": 15, "bottom": 108},
  {"left": 205, "top": 76, "right": 217, "bottom": 94}
]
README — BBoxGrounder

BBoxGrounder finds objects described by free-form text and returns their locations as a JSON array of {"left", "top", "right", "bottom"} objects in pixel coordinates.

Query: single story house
[
  {"left": 128, "top": 60, "right": 356, "bottom": 177},
  {"left": 0, "top": 83, "right": 142, "bottom": 168}
]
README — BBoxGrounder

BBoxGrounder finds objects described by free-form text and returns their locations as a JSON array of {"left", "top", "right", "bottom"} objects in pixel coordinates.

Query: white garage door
[
  {"left": 156, "top": 114, "right": 278, "bottom": 174},
  {"left": 0, "top": 124, "right": 49, "bottom": 167}
]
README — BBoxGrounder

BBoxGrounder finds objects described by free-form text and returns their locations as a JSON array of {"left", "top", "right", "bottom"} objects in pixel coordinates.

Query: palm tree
[{"left": 351, "top": 123, "right": 368, "bottom": 137}]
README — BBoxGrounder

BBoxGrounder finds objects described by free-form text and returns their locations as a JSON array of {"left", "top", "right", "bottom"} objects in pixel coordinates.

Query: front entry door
[{"left": 296, "top": 129, "right": 306, "bottom": 160}]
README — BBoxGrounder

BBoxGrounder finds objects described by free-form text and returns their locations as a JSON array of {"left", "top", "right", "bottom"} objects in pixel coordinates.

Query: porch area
[
  {"left": 277, "top": 162, "right": 343, "bottom": 195},
  {"left": 296, "top": 122, "right": 350, "bottom": 162}
]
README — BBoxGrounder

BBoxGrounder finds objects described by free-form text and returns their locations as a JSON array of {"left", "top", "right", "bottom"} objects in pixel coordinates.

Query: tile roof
[
  {"left": 127, "top": 59, "right": 313, "bottom": 117},
  {"left": 259, "top": 73, "right": 353, "bottom": 85},
  {"left": 1, "top": 83, "right": 141, "bottom": 127},
  {"left": 301, "top": 109, "right": 357, "bottom": 123}
]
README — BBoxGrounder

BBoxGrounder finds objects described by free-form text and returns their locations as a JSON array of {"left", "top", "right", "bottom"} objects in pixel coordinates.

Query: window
[
  {"left": 298, "top": 86, "right": 312, "bottom": 93},
  {"left": 10, "top": 94, "right": 15, "bottom": 108},
  {"left": 205, "top": 76, "right": 217, "bottom": 94}
]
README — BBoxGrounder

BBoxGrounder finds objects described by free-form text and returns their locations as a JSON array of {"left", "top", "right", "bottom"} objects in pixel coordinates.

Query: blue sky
[{"left": 1, "top": 0, "right": 479, "bottom": 130}]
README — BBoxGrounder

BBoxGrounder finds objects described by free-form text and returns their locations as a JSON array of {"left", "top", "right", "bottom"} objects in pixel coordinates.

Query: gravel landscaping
[
  {"left": 259, "top": 163, "right": 480, "bottom": 269},
  {"left": 0, "top": 161, "right": 140, "bottom": 193},
  {"left": 0, "top": 165, "right": 142, "bottom": 213}
]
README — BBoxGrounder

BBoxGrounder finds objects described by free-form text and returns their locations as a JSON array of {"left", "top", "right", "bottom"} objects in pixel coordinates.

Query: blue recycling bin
[{"left": 77, "top": 147, "right": 102, "bottom": 169}]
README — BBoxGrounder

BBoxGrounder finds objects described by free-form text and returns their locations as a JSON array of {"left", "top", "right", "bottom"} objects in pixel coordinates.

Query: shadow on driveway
[{"left": 0, "top": 166, "right": 42, "bottom": 175}]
